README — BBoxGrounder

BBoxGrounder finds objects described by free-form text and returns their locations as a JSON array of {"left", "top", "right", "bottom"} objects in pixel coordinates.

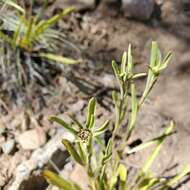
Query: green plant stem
[{"left": 119, "top": 77, "right": 158, "bottom": 154}]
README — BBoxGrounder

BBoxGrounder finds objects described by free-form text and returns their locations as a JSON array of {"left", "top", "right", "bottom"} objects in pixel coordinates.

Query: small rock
[
  {"left": 122, "top": 0, "right": 155, "bottom": 21},
  {"left": 78, "top": 0, "right": 95, "bottom": 6},
  {"left": 54, "top": 0, "right": 96, "bottom": 12},
  {"left": 1, "top": 139, "right": 15, "bottom": 154},
  {"left": 70, "top": 164, "right": 89, "bottom": 190},
  {"left": 18, "top": 128, "right": 46, "bottom": 150},
  {"left": 97, "top": 0, "right": 121, "bottom": 16}
]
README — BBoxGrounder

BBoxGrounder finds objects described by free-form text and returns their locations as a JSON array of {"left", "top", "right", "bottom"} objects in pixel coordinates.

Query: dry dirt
[{"left": 0, "top": 0, "right": 190, "bottom": 189}]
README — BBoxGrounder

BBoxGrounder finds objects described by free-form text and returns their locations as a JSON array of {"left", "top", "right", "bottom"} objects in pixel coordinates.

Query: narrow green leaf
[
  {"left": 102, "top": 153, "right": 112, "bottom": 164},
  {"left": 66, "top": 113, "right": 83, "bottom": 130},
  {"left": 127, "top": 44, "right": 133, "bottom": 75},
  {"left": 43, "top": 170, "right": 72, "bottom": 190},
  {"left": 76, "top": 142, "right": 87, "bottom": 166},
  {"left": 145, "top": 41, "right": 158, "bottom": 89},
  {"left": 150, "top": 41, "right": 158, "bottom": 68},
  {"left": 3, "top": 0, "right": 25, "bottom": 13},
  {"left": 142, "top": 121, "right": 175, "bottom": 173},
  {"left": 121, "top": 51, "right": 127, "bottom": 74},
  {"left": 105, "top": 138, "right": 112, "bottom": 156},
  {"left": 86, "top": 97, "right": 96, "bottom": 129},
  {"left": 118, "top": 164, "right": 127, "bottom": 190},
  {"left": 112, "top": 90, "right": 118, "bottom": 106},
  {"left": 24, "top": 17, "right": 34, "bottom": 48},
  {"left": 162, "top": 52, "right": 172, "bottom": 66},
  {"left": 43, "top": 170, "right": 82, "bottom": 190},
  {"left": 94, "top": 120, "right": 109, "bottom": 137},
  {"left": 88, "top": 115, "right": 95, "bottom": 129},
  {"left": 112, "top": 60, "right": 120, "bottom": 80},
  {"left": 49, "top": 116, "right": 78, "bottom": 135},
  {"left": 39, "top": 53, "right": 81, "bottom": 64},
  {"left": 95, "top": 136, "right": 106, "bottom": 150},
  {"left": 118, "top": 164, "right": 127, "bottom": 182},
  {"left": 166, "top": 165, "right": 190, "bottom": 187},
  {"left": 132, "top": 73, "right": 147, "bottom": 79},
  {"left": 62, "top": 139, "right": 85, "bottom": 166},
  {"left": 127, "top": 132, "right": 174, "bottom": 154},
  {"left": 35, "top": 7, "right": 75, "bottom": 35},
  {"left": 139, "top": 177, "right": 159, "bottom": 190},
  {"left": 13, "top": 15, "right": 24, "bottom": 47},
  {"left": 127, "top": 82, "right": 138, "bottom": 139}
]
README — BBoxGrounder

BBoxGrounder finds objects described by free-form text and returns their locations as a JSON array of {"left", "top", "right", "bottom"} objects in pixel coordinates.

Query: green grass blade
[
  {"left": 35, "top": 7, "right": 75, "bottom": 35},
  {"left": 24, "top": 17, "right": 34, "bottom": 48},
  {"left": 49, "top": 116, "right": 78, "bottom": 135},
  {"left": 12, "top": 15, "right": 24, "bottom": 48},
  {"left": 0, "top": 31, "right": 13, "bottom": 44},
  {"left": 2, "top": 0, "right": 25, "bottom": 13},
  {"left": 39, "top": 53, "right": 81, "bottom": 64}
]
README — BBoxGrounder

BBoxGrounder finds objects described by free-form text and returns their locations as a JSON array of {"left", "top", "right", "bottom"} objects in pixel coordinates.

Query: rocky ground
[{"left": 0, "top": 0, "right": 190, "bottom": 189}]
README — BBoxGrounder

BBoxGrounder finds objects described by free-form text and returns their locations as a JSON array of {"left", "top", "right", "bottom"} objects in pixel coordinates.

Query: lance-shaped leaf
[
  {"left": 62, "top": 139, "right": 85, "bottom": 166},
  {"left": 94, "top": 120, "right": 109, "bottom": 137},
  {"left": 49, "top": 116, "right": 78, "bottom": 135},
  {"left": 86, "top": 97, "right": 96, "bottom": 129},
  {"left": 43, "top": 170, "right": 82, "bottom": 190}
]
